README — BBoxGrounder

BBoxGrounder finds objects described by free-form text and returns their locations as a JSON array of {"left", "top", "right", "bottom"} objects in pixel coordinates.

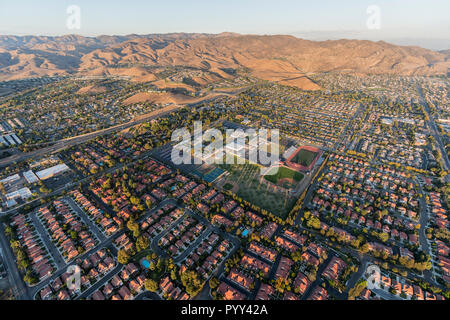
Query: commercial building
[
  {"left": 23, "top": 170, "right": 39, "bottom": 184},
  {"left": 5, "top": 187, "right": 33, "bottom": 201},
  {"left": 0, "top": 174, "right": 20, "bottom": 185},
  {"left": 36, "top": 164, "right": 70, "bottom": 180}
]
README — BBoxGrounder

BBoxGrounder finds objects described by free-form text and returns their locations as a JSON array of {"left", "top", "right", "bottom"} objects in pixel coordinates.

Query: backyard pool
[{"left": 141, "top": 259, "right": 150, "bottom": 269}]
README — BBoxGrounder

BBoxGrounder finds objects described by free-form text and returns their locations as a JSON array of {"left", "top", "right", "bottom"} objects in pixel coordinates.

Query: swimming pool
[{"left": 141, "top": 259, "right": 150, "bottom": 269}]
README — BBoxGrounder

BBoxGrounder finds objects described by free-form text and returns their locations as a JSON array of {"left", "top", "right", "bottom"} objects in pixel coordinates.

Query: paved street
[
  {"left": 77, "top": 264, "right": 123, "bottom": 300},
  {"left": 65, "top": 196, "right": 107, "bottom": 243},
  {"left": 0, "top": 104, "right": 182, "bottom": 168},
  {"left": 29, "top": 211, "right": 66, "bottom": 269},
  {"left": 0, "top": 223, "right": 30, "bottom": 299},
  {"left": 417, "top": 84, "right": 450, "bottom": 183}
]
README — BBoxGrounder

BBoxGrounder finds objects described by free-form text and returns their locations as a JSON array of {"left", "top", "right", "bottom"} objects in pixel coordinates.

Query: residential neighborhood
[{"left": 0, "top": 15, "right": 448, "bottom": 307}]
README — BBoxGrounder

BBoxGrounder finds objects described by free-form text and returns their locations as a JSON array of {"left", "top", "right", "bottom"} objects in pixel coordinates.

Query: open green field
[
  {"left": 290, "top": 149, "right": 319, "bottom": 167},
  {"left": 217, "top": 162, "right": 297, "bottom": 218},
  {"left": 264, "top": 166, "right": 304, "bottom": 186}
]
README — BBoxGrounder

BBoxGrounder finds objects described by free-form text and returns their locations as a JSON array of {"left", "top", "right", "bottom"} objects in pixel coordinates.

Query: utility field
[
  {"left": 217, "top": 162, "right": 297, "bottom": 218},
  {"left": 290, "top": 148, "right": 319, "bottom": 167},
  {"left": 264, "top": 166, "right": 304, "bottom": 189}
]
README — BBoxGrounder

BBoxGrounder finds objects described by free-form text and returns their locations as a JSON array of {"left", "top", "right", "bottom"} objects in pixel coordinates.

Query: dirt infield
[
  {"left": 263, "top": 166, "right": 304, "bottom": 187},
  {"left": 277, "top": 177, "right": 296, "bottom": 189}
]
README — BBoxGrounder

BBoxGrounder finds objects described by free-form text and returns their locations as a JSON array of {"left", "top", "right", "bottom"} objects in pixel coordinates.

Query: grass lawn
[
  {"left": 264, "top": 166, "right": 304, "bottom": 185},
  {"left": 133, "top": 249, "right": 166, "bottom": 281},
  {"left": 217, "top": 162, "right": 296, "bottom": 218},
  {"left": 290, "top": 149, "right": 319, "bottom": 167},
  {"left": 223, "top": 183, "right": 233, "bottom": 190},
  {"left": 133, "top": 248, "right": 154, "bottom": 262}
]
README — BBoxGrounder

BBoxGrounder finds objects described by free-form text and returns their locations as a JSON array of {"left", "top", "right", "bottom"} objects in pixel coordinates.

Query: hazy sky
[{"left": 0, "top": 0, "right": 449, "bottom": 49}]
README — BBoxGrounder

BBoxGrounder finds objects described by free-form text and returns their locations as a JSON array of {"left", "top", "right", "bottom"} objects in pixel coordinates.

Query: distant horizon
[
  {"left": 1, "top": 0, "right": 449, "bottom": 50},
  {"left": 0, "top": 31, "right": 449, "bottom": 52}
]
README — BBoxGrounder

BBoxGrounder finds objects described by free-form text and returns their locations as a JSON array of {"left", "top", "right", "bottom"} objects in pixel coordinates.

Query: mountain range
[{"left": 0, "top": 33, "right": 448, "bottom": 85}]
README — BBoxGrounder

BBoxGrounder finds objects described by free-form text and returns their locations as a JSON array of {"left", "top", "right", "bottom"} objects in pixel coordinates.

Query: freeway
[
  {"left": 0, "top": 85, "right": 249, "bottom": 300},
  {"left": 0, "top": 104, "right": 182, "bottom": 168},
  {"left": 0, "top": 83, "right": 247, "bottom": 170},
  {"left": 0, "top": 113, "right": 203, "bottom": 218}
]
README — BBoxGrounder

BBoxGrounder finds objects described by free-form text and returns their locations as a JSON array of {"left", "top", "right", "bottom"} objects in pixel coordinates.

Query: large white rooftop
[{"left": 36, "top": 163, "right": 70, "bottom": 180}]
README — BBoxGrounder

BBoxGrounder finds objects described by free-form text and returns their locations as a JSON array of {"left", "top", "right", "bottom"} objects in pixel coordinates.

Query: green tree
[
  {"left": 209, "top": 277, "right": 220, "bottom": 290},
  {"left": 136, "top": 235, "right": 150, "bottom": 251},
  {"left": 145, "top": 279, "right": 158, "bottom": 292},
  {"left": 117, "top": 249, "right": 130, "bottom": 265},
  {"left": 181, "top": 271, "right": 204, "bottom": 297}
]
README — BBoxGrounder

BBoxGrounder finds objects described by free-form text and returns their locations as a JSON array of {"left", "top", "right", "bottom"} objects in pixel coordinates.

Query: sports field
[
  {"left": 289, "top": 148, "right": 319, "bottom": 167},
  {"left": 217, "top": 162, "right": 297, "bottom": 218},
  {"left": 264, "top": 166, "right": 304, "bottom": 188}
]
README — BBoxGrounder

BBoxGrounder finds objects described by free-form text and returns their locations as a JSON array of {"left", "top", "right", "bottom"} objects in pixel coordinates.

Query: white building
[
  {"left": 36, "top": 164, "right": 70, "bottom": 180},
  {"left": 11, "top": 134, "right": 22, "bottom": 144},
  {"left": 5, "top": 187, "right": 33, "bottom": 201},
  {"left": 23, "top": 170, "right": 39, "bottom": 184},
  {"left": 0, "top": 174, "right": 20, "bottom": 185}
]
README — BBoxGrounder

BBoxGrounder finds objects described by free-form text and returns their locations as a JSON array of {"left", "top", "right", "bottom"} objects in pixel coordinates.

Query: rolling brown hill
[
  {"left": 0, "top": 33, "right": 448, "bottom": 85},
  {"left": 122, "top": 91, "right": 227, "bottom": 106}
]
